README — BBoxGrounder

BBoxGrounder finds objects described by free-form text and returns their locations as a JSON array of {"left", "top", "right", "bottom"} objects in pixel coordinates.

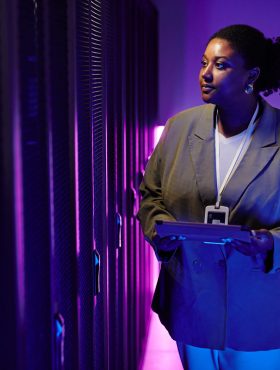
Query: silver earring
[{"left": 244, "top": 83, "right": 254, "bottom": 94}]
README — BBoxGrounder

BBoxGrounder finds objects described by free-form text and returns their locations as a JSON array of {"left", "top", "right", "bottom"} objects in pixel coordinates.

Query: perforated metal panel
[
  {"left": 0, "top": 1, "right": 19, "bottom": 369},
  {"left": 46, "top": 1, "right": 79, "bottom": 369},
  {"left": 75, "top": 0, "right": 107, "bottom": 369},
  {"left": 17, "top": 1, "right": 52, "bottom": 368},
  {"left": 1, "top": 0, "right": 158, "bottom": 369},
  {"left": 75, "top": 0, "right": 100, "bottom": 369}
]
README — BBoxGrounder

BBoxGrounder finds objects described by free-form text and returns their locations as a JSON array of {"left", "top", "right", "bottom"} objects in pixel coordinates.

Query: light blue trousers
[{"left": 177, "top": 343, "right": 280, "bottom": 370}]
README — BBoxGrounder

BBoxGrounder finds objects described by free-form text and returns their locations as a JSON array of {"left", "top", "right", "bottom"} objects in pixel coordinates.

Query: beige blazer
[{"left": 138, "top": 99, "right": 280, "bottom": 350}]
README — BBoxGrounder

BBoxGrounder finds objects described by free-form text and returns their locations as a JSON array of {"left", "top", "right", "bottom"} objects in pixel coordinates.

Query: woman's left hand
[{"left": 227, "top": 229, "right": 274, "bottom": 256}]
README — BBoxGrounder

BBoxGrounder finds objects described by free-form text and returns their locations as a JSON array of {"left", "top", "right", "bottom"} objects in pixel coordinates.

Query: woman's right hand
[{"left": 152, "top": 234, "right": 185, "bottom": 262}]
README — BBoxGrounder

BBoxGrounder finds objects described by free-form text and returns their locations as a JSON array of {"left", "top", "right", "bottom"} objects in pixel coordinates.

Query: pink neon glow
[
  {"left": 141, "top": 311, "right": 182, "bottom": 369},
  {"left": 122, "top": 119, "right": 128, "bottom": 313},
  {"left": 148, "top": 126, "right": 163, "bottom": 289},
  {"left": 123, "top": 122, "right": 127, "bottom": 192},
  {"left": 14, "top": 111, "right": 25, "bottom": 324},
  {"left": 153, "top": 125, "right": 164, "bottom": 148}
]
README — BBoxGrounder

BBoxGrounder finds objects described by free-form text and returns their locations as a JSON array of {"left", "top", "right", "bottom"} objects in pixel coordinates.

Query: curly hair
[{"left": 208, "top": 24, "right": 280, "bottom": 96}]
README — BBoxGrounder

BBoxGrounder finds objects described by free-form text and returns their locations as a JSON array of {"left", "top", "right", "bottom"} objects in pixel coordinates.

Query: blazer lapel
[
  {"left": 221, "top": 101, "right": 280, "bottom": 211},
  {"left": 188, "top": 105, "right": 217, "bottom": 206}
]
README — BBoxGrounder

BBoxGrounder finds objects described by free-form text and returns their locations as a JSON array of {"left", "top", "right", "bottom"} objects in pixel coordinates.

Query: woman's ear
[{"left": 248, "top": 67, "right": 261, "bottom": 84}]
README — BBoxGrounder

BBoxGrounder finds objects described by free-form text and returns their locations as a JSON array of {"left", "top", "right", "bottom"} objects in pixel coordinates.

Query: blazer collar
[
  {"left": 249, "top": 98, "right": 277, "bottom": 148},
  {"left": 188, "top": 104, "right": 216, "bottom": 207},
  {"left": 193, "top": 104, "right": 216, "bottom": 140},
  {"left": 222, "top": 99, "right": 279, "bottom": 212},
  {"left": 193, "top": 99, "right": 277, "bottom": 144},
  {"left": 188, "top": 100, "right": 280, "bottom": 211}
]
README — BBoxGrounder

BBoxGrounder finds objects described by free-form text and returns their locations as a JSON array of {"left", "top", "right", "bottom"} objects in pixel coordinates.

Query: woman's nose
[{"left": 202, "top": 65, "right": 213, "bottom": 82}]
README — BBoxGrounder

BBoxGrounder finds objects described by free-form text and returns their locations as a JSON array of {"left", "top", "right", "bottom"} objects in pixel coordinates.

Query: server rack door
[
  {"left": 45, "top": 1, "right": 80, "bottom": 369},
  {"left": 123, "top": 1, "right": 137, "bottom": 367},
  {"left": 1, "top": 0, "right": 53, "bottom": 368},
  {"left": 121, "top": 0, "right": 159, "bottom": 368},
  {"left": 19, "top": 1, "right": 54, "bottom": 368},
  {"left": 103, "top": 0, "right": 123, "bottom": 368},
  {"left": 138, "top": 4, "right": 159, "bottom": 363},
  {"left": 1, "top": 1, "right": 23, "bottom": 368},
  {"left": 1, "top": 0, "right": 82, "bottom": 368},
  {"left": 75, "top": 0, "right": 106, "bottom": 369}
]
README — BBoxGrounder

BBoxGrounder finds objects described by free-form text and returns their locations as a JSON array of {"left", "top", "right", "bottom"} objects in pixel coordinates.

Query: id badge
[{"left": 204, "top": 205, "right": 229, "bottom": 225}]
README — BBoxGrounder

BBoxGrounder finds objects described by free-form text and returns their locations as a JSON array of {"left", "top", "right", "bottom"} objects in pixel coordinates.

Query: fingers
[
  {"left": 225, "top": 230, "right": 274, "bottom": 256},
  {"left": 226, "top": 239, "right": 258, "bottom": 256},
  {"left": 161, "top": 235, "right": 184, "bottom": 250},
  {"left": 170, "top": 235, "right": 187, "bottom": 241},
  {"left": 153, "top": 234, "right": 185, "bottom": 252}
]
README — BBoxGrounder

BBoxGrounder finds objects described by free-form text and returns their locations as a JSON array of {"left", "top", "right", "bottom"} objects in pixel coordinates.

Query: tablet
[{"left": 155, "top": 220, "right": 251, "bottom": 244}]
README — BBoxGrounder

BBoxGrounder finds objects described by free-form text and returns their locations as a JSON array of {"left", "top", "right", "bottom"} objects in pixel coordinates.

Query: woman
[{"left": 137, "top": 25, "right": 280, "bottom": 370}]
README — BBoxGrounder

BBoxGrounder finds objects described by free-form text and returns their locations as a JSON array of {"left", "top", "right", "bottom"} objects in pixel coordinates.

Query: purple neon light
[
  {"left": 154, "top": 125, "right": 164, "bottom": 148},
  {"left": 13, "top": 110, "right": 26, "bottom": 325}
]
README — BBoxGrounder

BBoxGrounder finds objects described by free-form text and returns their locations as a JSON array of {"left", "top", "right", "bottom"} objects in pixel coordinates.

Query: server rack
[{"left": 0, "top": 0, "right": 158, "bottom": 368}]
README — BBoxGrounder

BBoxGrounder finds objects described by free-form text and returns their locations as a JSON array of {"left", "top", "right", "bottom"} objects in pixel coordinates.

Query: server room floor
[{"left": 141, "top": 311, "right": 183, "bottom": 370}]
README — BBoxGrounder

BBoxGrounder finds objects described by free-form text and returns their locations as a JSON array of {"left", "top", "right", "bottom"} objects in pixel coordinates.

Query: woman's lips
[{"left": 201, "top": 85, "right": 215, "bottom": 93}]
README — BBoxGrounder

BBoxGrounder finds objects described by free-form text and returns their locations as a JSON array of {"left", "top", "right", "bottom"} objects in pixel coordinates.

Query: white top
[
  {"left": 218, "top": 130, "right": 246, "bottom": 186},
  {"left": 215, "top": 103, "right": 259, "bottom": 207}
]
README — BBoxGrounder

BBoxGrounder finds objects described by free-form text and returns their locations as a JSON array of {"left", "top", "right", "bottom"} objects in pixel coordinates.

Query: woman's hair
[{"left": 209, "top": 24, "right": 280, "bottom": 96}]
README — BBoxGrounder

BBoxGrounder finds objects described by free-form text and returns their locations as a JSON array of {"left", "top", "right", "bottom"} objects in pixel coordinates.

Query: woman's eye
[
  {"left": 216, "top": 62, "right": 226, "bottom": 70},
  {"left": 201, "top": 60, "right": 207, "bottom": 67}
]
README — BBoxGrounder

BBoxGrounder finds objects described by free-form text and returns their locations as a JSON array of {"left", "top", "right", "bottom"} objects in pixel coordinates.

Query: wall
[{"left": 153, "top": 0, "right": 280, "bottom": 124}]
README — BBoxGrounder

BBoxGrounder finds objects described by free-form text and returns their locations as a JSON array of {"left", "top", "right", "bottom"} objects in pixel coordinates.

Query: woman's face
[{"left": 199, "top": 38, "right": 251, "bottom": 107}]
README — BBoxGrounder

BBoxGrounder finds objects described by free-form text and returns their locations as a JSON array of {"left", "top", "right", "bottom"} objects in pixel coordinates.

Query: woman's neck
[{"left": 217, "top": 97, "right": 259, "bottom": 138}]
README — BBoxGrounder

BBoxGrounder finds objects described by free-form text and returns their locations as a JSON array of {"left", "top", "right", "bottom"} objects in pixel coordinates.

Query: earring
[{"left": 244, "top": 83, "right": 254, "bottom": 95}]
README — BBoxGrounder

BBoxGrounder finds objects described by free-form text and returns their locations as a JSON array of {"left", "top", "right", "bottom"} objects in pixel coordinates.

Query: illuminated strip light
[
  {"left": 151, "top": 125, "right": 165, "bottom": 289},
  {"left": 153, "top": 125, "right": 164, "bottom": 148},
  {"left": 14, "top": 111, "right": 25, "bottom": 326}
]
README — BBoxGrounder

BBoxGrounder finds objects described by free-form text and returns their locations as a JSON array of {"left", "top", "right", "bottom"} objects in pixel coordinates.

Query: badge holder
[{"left": 204, "top": 205, "right": 229, "bottom": 225}]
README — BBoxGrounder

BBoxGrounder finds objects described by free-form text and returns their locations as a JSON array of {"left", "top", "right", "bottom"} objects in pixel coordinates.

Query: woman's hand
[
  {"left": 227, "top": 229, "right": 274, "bottom": 256},
  {"left": 152, "top": 234, "right": 185, "bottom": 261}
]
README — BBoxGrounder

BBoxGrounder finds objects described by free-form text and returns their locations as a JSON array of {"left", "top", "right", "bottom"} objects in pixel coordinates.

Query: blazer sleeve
[
  {"left": 269, "top": 228, "right": 280, "bottom": 273},
  {"left": 137, "top": 119, "right": 176, "bottom": 245}
]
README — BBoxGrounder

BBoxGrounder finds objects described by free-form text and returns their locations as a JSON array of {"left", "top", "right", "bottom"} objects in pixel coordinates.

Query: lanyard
[{"left": 215, "top": 102, "right": 259, "bottom": 208}]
